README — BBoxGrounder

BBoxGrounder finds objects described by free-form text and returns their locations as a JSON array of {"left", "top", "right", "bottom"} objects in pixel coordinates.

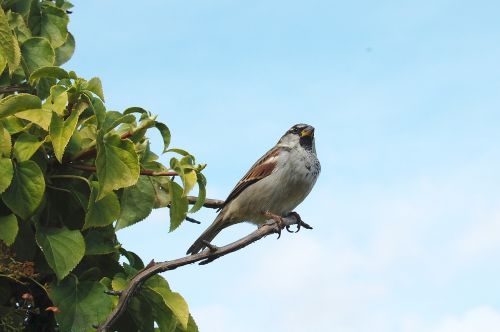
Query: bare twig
[
  {"left": 96, "top": 213, "right": 310, "bottom": 331},
  {"left": 0, "top": 84, "right": 31, "bottom": 94},
  {"left": 69, "top": 164, "right": 178, "bottom": 177},
  {"left": 187, "top": 196, "right": 224, "bottom": 209},
  {"left": 185, "top": 216, "right": 201, "bottom": 224}
]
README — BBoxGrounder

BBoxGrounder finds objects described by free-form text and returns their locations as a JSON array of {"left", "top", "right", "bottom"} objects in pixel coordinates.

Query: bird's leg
[
  {"left": 202, "top": 240, "right": 219, "bottom": 252},
  {"left": 286, "top": 211, "right": 313, "bottom": 232},
  {"left": 261, "top": 211, "right": 285, "bottom": 239}
]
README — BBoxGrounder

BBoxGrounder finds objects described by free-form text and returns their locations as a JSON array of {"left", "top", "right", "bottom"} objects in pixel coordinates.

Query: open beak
[{"left": 300, "top": 126, "right": 315, "bottom": 138}]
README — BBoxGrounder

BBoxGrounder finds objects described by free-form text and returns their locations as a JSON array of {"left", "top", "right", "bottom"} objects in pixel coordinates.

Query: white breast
[{"left": 225, "top": 146, "right": 320, "bottom": 224}]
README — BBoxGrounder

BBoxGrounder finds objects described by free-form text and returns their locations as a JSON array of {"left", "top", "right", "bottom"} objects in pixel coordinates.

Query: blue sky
[{"left": 70, "top": 1, "right": 500, "bottom": 331}]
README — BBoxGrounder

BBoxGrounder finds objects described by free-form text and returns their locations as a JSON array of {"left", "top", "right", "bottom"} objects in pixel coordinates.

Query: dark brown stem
[
  {"left": 69, "top": 164, "right": 178, "bottom": 177},
  {"left": 96, "top": 214, "right": 307, "bottom": 331},
  {"left": 0, "top": 84, "right": 31, "bottom": 94},
  {"left": 187, "top": 196, "right": 224, "bottom": 209}
]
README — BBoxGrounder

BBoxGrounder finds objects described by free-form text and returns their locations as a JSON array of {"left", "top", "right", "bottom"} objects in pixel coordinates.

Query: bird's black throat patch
[{"left": 299, "top": 135, "right": 313, "bottom": 150}]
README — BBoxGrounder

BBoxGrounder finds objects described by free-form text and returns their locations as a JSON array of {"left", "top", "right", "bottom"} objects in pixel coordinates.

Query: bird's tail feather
[{"left": 186, "top": 213, "right": 228, "bottom": 255}]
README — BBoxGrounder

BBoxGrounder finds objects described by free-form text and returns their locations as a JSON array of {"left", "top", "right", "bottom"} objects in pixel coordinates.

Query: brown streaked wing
[{"left": 218, "top": 147, "right": 281, "bottom": 211}]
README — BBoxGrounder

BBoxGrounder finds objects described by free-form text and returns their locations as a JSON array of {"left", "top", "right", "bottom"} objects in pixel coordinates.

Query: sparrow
[{"left": 186, "top": 123, "right": 321, "bottom": 255}]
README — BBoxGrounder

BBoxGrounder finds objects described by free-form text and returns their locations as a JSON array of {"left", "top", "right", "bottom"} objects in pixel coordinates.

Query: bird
[{"left": 186, "top": 123, "right": 321, "bottom": 255}]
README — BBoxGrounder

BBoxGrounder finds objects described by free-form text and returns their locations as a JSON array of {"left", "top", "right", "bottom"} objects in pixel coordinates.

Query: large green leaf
[
  {"left": 145, "top": 283, "right": 189, "bottom": 331},
  {"left": 84, "top": 228, "right": 117, "bottom": 255},
  {"left": 0, "top": 6, "right": 21, "bottom": 73},
  {"left": 50, "top": 277, "right": 113, "bottom": 331},
  {"left": 0, "top": 158, "right": 13, "bottom": 194},
  {"left": 29, "top": 66, "right": 69, "bottom": 83},
  {"left": 95, "top": 133, "right": 139, "bottom": 200},
  {"left": 86, "top": 77, "right": 105, "bottom": 101},
  {"left": 154, "top": 121, "right": 171, "bottom": 153},
  {"left": 21, "top": 37, "right": 55, "bottom": 74},
  {"left": 13, "top": 132, "right": 45, "bottom": 161},
  {"left": 2, "top": 160, "right": 45, "bottom": 219},
  {"left": 15, "top": 108, "right": 52, "bottom": 130},
  {"left": 40, "top": 4, "right": 69, "bottom": 48},
  {"left": 0, "top": 93, "right": 42, "bottom": 119},
  {"left": 54, "top": 31, "right": 75, "bottom": 65},
  {"left": 50, "top": 109, "right": 79, "bottom": 163},
  {"left": 0, "top": 214, "right": 18, "bottom": 246},
  {"left": 35, "top": 226, "right": 85, "bottom": 280},
  {"left": 7, "top": 11, "right": 31, "bottom": 43},
  {"left": 169, "top": 181, "right": 188, "bottom": 232},
  {"left": 43, "top": 85, "right": 68, "bottom": 115},
  {"left": 116, "top": 176, "right": 155, "bottom": 230},
  {"left": 0, "top": 126, "right": 11, "bottom": 157},
  {"left": 189, "top": 173, "right": 206, "bottom": 213},
  {"left": 83, "top": 181, "right": 120, "bottom": 229}
]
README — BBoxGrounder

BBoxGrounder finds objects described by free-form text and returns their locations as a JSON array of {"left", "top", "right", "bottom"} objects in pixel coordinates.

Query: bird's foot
[
  {"left": 286, "top": 211, "right": 313, "bottom": 232},
  {"left": 262, "top": 211, "right": 286, "bottom": 239},
  {"left": 202, "top": 240, "right": 219, "bottom": 252}
]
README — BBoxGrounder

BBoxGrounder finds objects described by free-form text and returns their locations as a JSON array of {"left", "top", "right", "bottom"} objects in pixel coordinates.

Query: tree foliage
[{"left": 0, "top": 1, "right": 205, "bottom": 331}]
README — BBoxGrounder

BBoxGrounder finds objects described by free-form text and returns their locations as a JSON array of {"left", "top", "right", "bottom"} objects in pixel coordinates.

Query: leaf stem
[{"left": 49, "top": 174, "right": 91, "bottom": 188}]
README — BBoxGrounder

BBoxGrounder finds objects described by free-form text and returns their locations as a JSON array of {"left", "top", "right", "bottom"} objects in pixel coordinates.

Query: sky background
[{"left": 70, "top": 1, "right": 500, "bottom": 331}]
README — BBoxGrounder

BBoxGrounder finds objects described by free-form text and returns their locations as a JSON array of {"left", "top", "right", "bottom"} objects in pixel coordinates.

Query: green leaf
[
  {"left": 95, "top": 133, "right": 139, "bottom": 200},
  {"left": 155, "top": 121, "right": 171, "bottom": 153},
  {"left": 0, "top": 116, "right": 26, "bottom": 134},
  {"left": 39, "top": 4, "right": 69, "bottom": 48},
  {"left": 50, "top": 109, "right": 78, "bottom": 163},
  {"left": 0, "top": 158, "right": 14, "bottom": 194},
  {"left": 2, "top": 160, "right": 45, "bottom": 219},
  {"left": 15, "top": 108, "right": 52, "bottom": 130},
  {"left": 116, "top": 176, "right": 155, "bottom": 230},
  {"left": 0, "top": 126, "right": 11, "bottom": 157},
  {"left": 111, "top": 273, "right": 129, "bottom": 292},
  {"left": 147, "top": 285, "right": 190, "bottom": 331},
  {"left": 171, "top": 157, "right": 197, "bottom": 196},
  {"left": 29, "top": 66, "right": 69, "bottom": 83},
  {"left": 36, "top": 226, "right": 85, "bottom": 280},
  {"left": 7, "top": 11, "right": 32, "bottom": 43},
  {"left": 0, "top": 158, "right": 13, "bottom": 194},
  {"left": 13, "top": 132, "right": 45, "bottom": 162},
  {"left": 84, "top": 228, "right": 117, "bottom": 255},
  {"left": 89, "top": 95, "right": 106, "bottom": 128},
  {"left": 102, "top": 111, "right": 136, "bottom": 133},
  {"left": 54, "top": 31, "right": 75, "bottom": 65},
  {"left": 43, "top": 85, "right": 68, "bottom": 115},
  {"left": 21, "top": 37, "right": 55, "bottom": 74},
  {"left": 166, "top": 148, "right": 191, "bottom": 156},
  {"left": 50, "top": 277, "right": 113, "bottom": 331},
  {"left": 189, "top": 173, "right": 206, "bottom": 213},
  {"left": 86, "top": 77, "right": 105, "bottom": 101},
  {"left": 0, "top": 93, "right": 42, "bottom": 119},
  {"left": 0, "top": 214, "right": 18, "bottom": 246},
  {"left": 84, "top": 181, "right": 120, "bottom": 229},
  {"left": 123, "top": 107, "right": 149, "bottom": 116},
  {"left": 150, "top": 176, "right": 171, "bottom": 208},
  {"left": 169, "top": 181, "right": 188, "bottom": 232},
  {"left": 0, "top": 6, "right": 21, "bottom": 73}
]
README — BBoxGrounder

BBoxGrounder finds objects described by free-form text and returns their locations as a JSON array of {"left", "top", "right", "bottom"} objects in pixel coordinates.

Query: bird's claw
[
  {"left": 286, "top": 211, "right": 313, "bottom": 232},
  {"left": 262, "top": 211, "right": 285, "bottom": 239}
]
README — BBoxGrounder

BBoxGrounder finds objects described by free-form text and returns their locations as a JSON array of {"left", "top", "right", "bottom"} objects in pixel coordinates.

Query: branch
[
  {"left": 96, "top": 214, "right": 311, "bottom": 331},
  {"left": 0, "top": 84, "right": 31, "bottom": 94},
  {"left": 187, "top": 196, "right": 224, "bottom": 209},
  {"left": 69, "top": 164, "right": 178, "bottom": 177}
]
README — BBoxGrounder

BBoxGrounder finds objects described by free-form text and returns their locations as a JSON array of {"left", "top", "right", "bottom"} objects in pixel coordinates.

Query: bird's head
[{"left": 278, "top": 123, "right": 316, "bottom": 151}]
